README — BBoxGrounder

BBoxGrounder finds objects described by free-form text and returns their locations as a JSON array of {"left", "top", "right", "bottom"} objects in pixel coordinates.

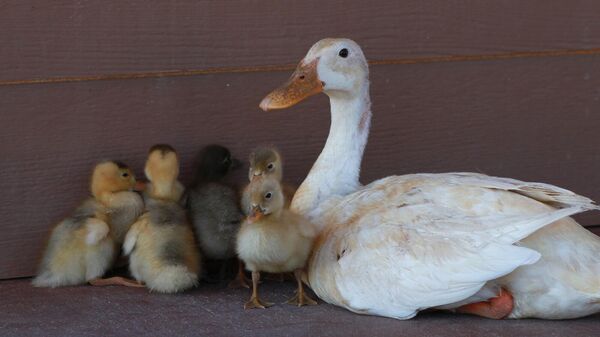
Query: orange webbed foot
[{"left": 456, "top": 288, "right": 514, "bottom": 319}]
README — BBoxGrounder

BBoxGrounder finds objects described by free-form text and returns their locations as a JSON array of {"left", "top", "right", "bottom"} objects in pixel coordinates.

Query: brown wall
[{"left": 1, "top": 1, "right": 600, "bottom": 279}]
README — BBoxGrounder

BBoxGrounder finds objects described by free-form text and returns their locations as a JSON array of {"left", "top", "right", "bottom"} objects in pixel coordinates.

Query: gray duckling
[{"left": 187, "top": 144, "right": 248, "bottom": 287}]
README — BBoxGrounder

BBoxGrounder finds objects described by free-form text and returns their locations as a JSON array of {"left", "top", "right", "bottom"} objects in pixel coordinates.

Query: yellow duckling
[
  {"left": 123, "top": 144, "right": 201, "bottom": 293},
  {"left": 236, "top": 177, "right": 318, "bottom": 309},
  {"left": 33, "top": 161, "right": 141, "bottom": 287}
]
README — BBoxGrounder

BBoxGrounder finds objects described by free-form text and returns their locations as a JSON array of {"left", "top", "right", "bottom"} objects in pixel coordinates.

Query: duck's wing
[
  {"left": 434, "top": 172, "right": 598, "bottom": 210},
  {"left": 323, "top": 203, "right": 584, "bottom": 320},
  {"left": 315, "top": 172, "right": 597, "bottom": 229}
]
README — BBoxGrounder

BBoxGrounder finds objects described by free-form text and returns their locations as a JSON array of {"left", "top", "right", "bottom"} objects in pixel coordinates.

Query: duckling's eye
[
  {"left": 267, "top": 163, "right": 274, "bottom": 171},
  {"left": 264, "top": 192, "right": 272, "bottom": 199},
  {"left": 121, "top": 172, "right": 129, "bottom": 178},
  {"left": 338, "top": 48, "right": 349, "bottom": 58}
]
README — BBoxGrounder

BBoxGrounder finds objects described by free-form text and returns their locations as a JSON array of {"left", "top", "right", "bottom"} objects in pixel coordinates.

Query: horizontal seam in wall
[{"left": 1, "top": 48, "right": 599, "bottom": 87}]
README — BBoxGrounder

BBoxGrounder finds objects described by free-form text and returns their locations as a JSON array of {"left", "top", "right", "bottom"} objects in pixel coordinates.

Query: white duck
[{"left": 259, "top": 38, "right": 600, "bottom": 320}]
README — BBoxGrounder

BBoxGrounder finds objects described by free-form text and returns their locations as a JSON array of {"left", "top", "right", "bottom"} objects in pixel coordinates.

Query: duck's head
[{"left": 260, "top": 38, "right": 368, "bottom": 111}]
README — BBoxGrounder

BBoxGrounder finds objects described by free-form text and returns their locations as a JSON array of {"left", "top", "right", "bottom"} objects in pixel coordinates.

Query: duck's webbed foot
[{"left": 455, "top": 288, "right": 513, "bottom": 319}]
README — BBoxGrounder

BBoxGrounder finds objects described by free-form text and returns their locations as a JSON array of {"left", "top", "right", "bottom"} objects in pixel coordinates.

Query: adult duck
[{"left": 259, "top": 38, "right": 600, "bottom": 319}]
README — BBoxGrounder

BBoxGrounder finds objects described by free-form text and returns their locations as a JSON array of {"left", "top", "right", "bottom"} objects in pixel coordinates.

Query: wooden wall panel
[
  {"left": 1, "top": 54, "right": 600, "bottom": 278},
  {"left": 2, "top": 0, "right": 600, "bottom": 81}
]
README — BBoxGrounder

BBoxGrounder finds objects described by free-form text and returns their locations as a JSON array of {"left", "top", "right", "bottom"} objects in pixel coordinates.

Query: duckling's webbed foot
[
  {"left": 285, "top": 291, "right": 318, "bottom": 306},
  {"left": 455, "top": 288, "right": 514, "bottom": 319},
  {"left": 228, "top": 260, "right": 251, "bottom": 288},
  {"left": 89, "top": 276, "right": 145, "bottom": 288},
  {"left": 245, "top": 296, "right": 274, "bottom": 309},
  {"left": 244, "top": 271, "right": 273, "bottom": 309},
  {"left": 286, "top": 269, "right": 318, "bottom": 307}
]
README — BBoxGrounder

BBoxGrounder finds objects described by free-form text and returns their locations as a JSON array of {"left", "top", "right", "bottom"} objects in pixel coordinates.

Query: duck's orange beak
[{"left": 259, "top": 58, "right": 323, "bottom": 111}]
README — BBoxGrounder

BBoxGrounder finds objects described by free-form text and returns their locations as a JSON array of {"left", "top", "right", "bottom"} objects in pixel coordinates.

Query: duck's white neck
[{"left": 291, "top": 83, "right": 371, "bottom": 219}]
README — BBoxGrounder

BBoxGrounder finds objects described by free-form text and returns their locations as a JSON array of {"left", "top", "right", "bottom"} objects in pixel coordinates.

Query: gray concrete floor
[{"left": 1, "top": 278, "right": 599, "bottom": 337}]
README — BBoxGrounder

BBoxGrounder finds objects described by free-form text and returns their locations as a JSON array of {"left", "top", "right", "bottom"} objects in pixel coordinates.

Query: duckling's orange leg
[
  {"left": 286, "top": 269, "right": 318, "bottom": 307},
  {"left": 228, "top": 259, "right": 250, "bottom": 288},
  {"left": 244, "top": 271, "right": 274, "bottom": 309},
  {"left": 456, "top": 288, "right": 514, "bottom": 319},
  {"left": 89, "top": 276, "right": 144, "bottom": 288}
]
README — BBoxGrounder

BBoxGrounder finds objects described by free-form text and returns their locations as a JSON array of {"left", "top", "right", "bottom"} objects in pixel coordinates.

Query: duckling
[
  {"left": 236, "top": 177, "right": 318, "bottom": 309},
  {"left": 243, "top": 147, "right": 298, "bottom": 283},
  {"left": 187, "top": 145, "right": 247, "bottom": 287},
  {"left": 33, "top": 161, "right": 142, "bottom": 287},
  {"left": 123, "top": 144, "right": 200, "bottom": 293},
  {"left": 246, "top": 147, "right": 296, "bottom": 209}
]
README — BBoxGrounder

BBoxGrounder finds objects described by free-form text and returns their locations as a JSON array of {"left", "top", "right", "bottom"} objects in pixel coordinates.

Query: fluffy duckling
[
  {"left": 33, "top": 161, "right": 142, "bottom": 287},
  {"left": 246, "top": 147, "right": 296, "bottom": 208},
  {"left": 124, "top": 144, "right": 200, "bottom": 293},
  {"left": 237, "top": 177, "right": 318, "bottom": 309},
  {"left": 187, "top": 145, "right": 247, "bottom": 286}
]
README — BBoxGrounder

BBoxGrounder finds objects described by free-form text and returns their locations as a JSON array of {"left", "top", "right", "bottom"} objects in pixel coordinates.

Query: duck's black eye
[
  {"left": 122, "top": 172, "right": 129, "bottom": 178},
  {"left": 264, "top": 192, "right": 272, "bottom": 199},
  {"left": 267, "top": 163, "right": 274, "bottom": 170},
  {"left": 338, "top": 48, "right": 349, "bottom": 58}
]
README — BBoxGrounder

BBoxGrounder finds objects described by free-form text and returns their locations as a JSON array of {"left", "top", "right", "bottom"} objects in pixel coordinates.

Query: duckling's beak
[
  {"left": 247, "top": 206, "right": 264, "bottom": 222},
  {"left": 259, "top": 58, "right": 323, "bottom": 111},
  {"left": 134, "top": 180, "right": 146, "bottom": 192},
  {"left": 249, "top": 171, "right": 263, "bottom": 182}
]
